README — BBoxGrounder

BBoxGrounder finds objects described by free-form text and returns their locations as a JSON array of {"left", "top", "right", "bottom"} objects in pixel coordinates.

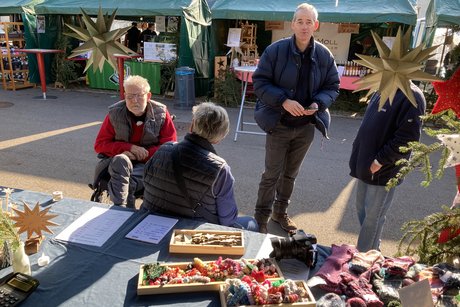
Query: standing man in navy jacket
[{"left": 252, "top": 2, "right": 339, "bottom": 234}]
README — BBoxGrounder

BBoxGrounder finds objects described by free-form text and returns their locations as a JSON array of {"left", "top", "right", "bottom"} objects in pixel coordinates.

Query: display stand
[
  {"left": 239, "top": 21, "right": 258, "bottom": 66},
  {"left": 0, "top": 22, "right": 34, "bottom": 91}
]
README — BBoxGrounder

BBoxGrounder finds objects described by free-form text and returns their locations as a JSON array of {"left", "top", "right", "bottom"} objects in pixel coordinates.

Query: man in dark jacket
[
  {"left": 125, "top": 22, "right": 140, "bottom": 52},
  {"left": 252, "top": 3, "right": 339, "bottom": 233},
  {"left": 142, "top": 102, "right": 258, "bottom": 231},
  {"left": 349, "top": 85, "right": 426, "bottom": 252}
]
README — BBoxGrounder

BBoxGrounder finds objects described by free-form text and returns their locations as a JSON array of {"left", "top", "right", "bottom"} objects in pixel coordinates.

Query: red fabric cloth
[{"left": 94, "top": 111, "right": 177, "bottom": 163}]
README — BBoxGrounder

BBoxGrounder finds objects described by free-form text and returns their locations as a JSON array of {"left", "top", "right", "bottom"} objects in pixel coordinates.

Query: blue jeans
[
  {"left": 232, "top": 216, "right": 259, "bottom": 232},
  {"left": 255, "top": 123, "right": 315, "bottom": 223},
  {"left": 355, "top": 180, "right": 396, "bottom": 252}
]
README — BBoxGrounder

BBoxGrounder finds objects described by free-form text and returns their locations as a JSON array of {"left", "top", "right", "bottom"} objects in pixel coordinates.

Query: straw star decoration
[
  {"left": 431, "top": 68, "right": 460, "bottom": 117},
  {"left": 11, "top": 202, "right": 59, "bottom": 239},
  {"left": 65, "top": 7, "right": 135, "bottom": 73},
  {"left": 353, "top": 27, "right": 441, "bottom": 110},
  {"left": 437, "top": 134, "right": 460, "bottom": 168}
]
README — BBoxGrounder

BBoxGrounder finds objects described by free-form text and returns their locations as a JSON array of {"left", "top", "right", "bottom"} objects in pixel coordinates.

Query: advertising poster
[{"left": 144, "top": 42, "right": 177, "bottom": 62}]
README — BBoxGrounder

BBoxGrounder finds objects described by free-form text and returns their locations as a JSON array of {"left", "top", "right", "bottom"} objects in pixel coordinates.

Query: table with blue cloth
[{"left": 0, "top": 188, "right": 331, "bottom": 306}]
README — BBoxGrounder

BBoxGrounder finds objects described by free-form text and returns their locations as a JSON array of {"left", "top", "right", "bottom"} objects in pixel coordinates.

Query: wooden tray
[
  {"left": 137, "top": 258, "right": 283, "bottom": 295},
  {"left": 169, "top": 229, "right": 245, "bottom": 255},
  {"left": 219, "top": 280, "right": 316, "bottom": 307}
]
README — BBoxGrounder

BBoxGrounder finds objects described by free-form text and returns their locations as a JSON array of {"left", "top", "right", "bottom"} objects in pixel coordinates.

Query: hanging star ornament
[
  {"left": 431, "top": 67, "right": 460, "bottom": 117},
  {"left": 65, "top": 7, "right": 135, "bottom": 73},
  {"left": 10, "top": 201, "right": 59, "bottom": 239},
  {"left": 437, "top": 134, "right": 460, "bottom": 168},
  {"left": 353, "top": 27, "right": 442, "bottom": 110}
]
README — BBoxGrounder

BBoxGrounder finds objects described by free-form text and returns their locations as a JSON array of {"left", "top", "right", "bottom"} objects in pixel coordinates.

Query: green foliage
[
  {"left": 331, "top": 90, "right": 368, "bottom": 114},
  {"left": 397, "top": 206, "right": 460, "bottom": 265},
  {"left": 386, "top": 110, "right": 460, "bottom": 190},
  {"left": 52, "top": 34, "right": 81, "bottom": 88},
  {"left": 0, "top": 211, "right": 20, "bottom": 253},
  {"left": 212, "top": 66, "right": 241, "bottom": 107}
]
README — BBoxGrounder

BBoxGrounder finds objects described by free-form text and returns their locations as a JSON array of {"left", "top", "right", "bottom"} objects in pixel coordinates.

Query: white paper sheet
[
  {"left": 125, "top": 214, "right": 178, "bottom": 244},
  {"left": 55, "top": 207, "right": 133, "bottom": 247}
]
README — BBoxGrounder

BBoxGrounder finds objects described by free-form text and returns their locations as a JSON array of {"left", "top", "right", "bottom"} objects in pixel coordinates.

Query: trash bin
[{"left": 174, "top": 67, "right": 195, "bottom": 110}]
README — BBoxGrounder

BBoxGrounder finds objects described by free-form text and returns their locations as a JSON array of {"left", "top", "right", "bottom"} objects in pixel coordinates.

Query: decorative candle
[{"left": 37, "top": 252, "right": 50, "bottom": 267}]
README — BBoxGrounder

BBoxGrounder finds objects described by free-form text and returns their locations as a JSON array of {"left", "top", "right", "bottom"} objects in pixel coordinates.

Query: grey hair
[
  {"left": 191, "top": 102, "right": 229, "bottom": 143},
  {"left": 293, "top": 3, "right": 318, "bottom": 21},
  {"left": 124, "top": 75, "right": 151, "bottom": 93}
]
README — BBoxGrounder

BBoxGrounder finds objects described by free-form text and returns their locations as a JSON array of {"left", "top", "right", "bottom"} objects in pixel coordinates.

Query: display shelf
[{"left": 0, "top": 22, "right": 34, "bottom": 91}]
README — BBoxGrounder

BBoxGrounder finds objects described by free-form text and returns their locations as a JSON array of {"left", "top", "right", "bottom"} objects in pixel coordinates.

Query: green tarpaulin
[
  {"left": 424, "top": 0, "right": 460, "bottom": 46},
  {"left": 0, "top": 0, "right": 43, "bottom": 15},
  {"left": 210, "top": 0, "right": 417, "bottom": 25},
  {"left": 34, "top": 0, "right": 192, "bottom": 16}
]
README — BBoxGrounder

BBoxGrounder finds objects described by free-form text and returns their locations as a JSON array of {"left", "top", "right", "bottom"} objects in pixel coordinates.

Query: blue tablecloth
[{"left": 0, "top": 188, "right": 331, "bottom": 306}]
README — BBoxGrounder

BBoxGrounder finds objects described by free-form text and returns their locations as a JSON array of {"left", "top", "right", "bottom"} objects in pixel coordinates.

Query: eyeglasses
[{"left": 125, "top": 92, "right": 148, "bottom": 100}]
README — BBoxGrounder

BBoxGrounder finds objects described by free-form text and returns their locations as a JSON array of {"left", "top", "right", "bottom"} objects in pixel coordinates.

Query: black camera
[{"left": 269, "top": 229, "right": 317, "bottom": 267}]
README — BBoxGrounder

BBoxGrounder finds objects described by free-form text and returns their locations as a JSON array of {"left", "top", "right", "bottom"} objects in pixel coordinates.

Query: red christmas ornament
[{"left": 431, "top": 68, "right": 460, "bottom": 117}]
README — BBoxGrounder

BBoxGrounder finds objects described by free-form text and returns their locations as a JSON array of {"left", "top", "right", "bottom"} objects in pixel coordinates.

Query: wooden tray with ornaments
[
  {"left": 137, "top": 257, "right": 283, "bottom": 295},
  {"left": 169, "top": 229, "right": 244, "bottom": 255},
  {"left": 219, "top": 279, "right": 316, "bottom": 307}
]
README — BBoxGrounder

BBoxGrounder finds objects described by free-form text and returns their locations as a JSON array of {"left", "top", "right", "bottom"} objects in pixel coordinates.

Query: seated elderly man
[
  {"left": 94, "top": 75, "right": 177, "bottom": 208},
  {"left": 142, "top": 102, "right": 258, "bottom": 231}
]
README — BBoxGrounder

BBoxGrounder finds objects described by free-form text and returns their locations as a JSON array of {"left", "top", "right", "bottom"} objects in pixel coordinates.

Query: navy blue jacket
[
  {"left": 253, "top": 35, "right": 339, "bottom": 133},
  {"left": 349, "top": 84, "right": 426, "bottom": 186}
]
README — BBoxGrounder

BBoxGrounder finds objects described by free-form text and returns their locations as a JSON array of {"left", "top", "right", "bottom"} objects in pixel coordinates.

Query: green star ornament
[
  {"left": 65, "top": 7, "right": 135, "bottom": 73},
  {"left": 353, "top": 27, "right": 441, "bottom": 110}
]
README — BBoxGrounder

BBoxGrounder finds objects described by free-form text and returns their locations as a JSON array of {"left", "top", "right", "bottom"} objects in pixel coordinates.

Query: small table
[
  {"left": 113, "top": 54, "right": 142, "bottom": 100},
  {"left": 17, "top": 49, "right": 64, "bottom": 99},
  {"left": 339, "top": 76, "right": 360, "bottom": 91},
  {"left": 233, "top": 65, "right": 266, "bottom": 141}
]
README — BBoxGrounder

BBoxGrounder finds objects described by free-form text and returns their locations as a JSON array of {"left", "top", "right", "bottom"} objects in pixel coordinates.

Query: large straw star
[
  {"left": 11, "top": 202, "right": 59, "bottom": 239},
  {"left": 431, "top": 68, "right": 460, "bottom": 117},
  {"left": 65, "top": 7, "right": 135, "bottom": 73},
  {"left": 437, "top": 134, "right": 460, "bottom": 168},
  {"left": 353, "top": 27, "right": 441, "bottom": 110}
]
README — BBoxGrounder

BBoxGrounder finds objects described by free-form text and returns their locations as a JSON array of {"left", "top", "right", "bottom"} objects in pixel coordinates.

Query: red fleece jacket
[{"left": 94, "top": 111, "right": 177, "bottom": 163}]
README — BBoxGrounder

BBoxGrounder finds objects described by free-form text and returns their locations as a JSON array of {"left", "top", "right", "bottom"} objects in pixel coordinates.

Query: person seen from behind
[{"left": 142, "top": 102, "right": 259, "bottom": 231}]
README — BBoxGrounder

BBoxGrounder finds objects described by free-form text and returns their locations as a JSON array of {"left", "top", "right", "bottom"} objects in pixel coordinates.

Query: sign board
[
  {"left": 36, "top": 16, "right": 45, "bottom": 33},
  {"left": 265, "top": 21, "right": 284, "bottom": 31},
  {"left": 271, "top": 22, "right": 351, "bottom": 64},
  {"left": 338, "top": 23, "right": 360, "bottom": 34},
  {"left": 315, "top": 23, "right": 351, "bottom": 64},
  {"left": 144, "top": 42, "right": 177, "bottom": 62},
  {"left": 156, "top": 16, "right": 165, "bottom": 33},
  {"left": 226, "top": 28, "right": 242, "bottom": 47}
]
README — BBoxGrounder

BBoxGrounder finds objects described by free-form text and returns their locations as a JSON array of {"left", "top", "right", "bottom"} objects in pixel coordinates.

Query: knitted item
[
  {"left": 346, "top": 297, "right": 366, "bottom": 307},
  {"left": 315, "top": 244, "right": 358, "bottom": 293},
  {"left": 339, "top": 272, "right": 384, "bottom": 307},
  {"left": 382, "top": 256, "right": 415, "bottom": 277},
  {"left": 349, "top": 250, "right": 384, "bottom": 274},
  {"left": 316, "top": 293, "right": 345, "bottom": 307}
]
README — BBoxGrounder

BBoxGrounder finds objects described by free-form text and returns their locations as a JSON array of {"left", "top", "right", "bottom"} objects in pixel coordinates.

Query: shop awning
[
  {"left": 34, "top": 0, "right": 193, "bottom": 16},
  {"left": 0, "top": 0, "right": 43, "bottom": 15},
  {"left": 210, "top": 0, "right": 417, "bottom": 25},
  {"left": 425, "top": 0, "right": 460, "bottom": 28}
]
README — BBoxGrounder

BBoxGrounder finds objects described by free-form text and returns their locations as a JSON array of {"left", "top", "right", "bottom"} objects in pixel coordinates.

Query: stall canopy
[
  {"left": 0, "top": 0, "right": 43, "bottom": 15},
  {"left": 34, "top": 0, "right": 192, "bottom": 16},
  {"left": 210, "top": 0, "right": 417, "bottom": 25},
  {"left": 424, "top": 0, "right": 460, "bottom": 45}
]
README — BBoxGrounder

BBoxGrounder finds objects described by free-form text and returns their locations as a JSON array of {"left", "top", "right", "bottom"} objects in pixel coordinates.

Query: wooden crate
[
  {"left": 219, "top": 280, "right": 316, "bottom": 307},
  {"left": 137, "top": 258, "right": 283, "bottom": 295},
  {"left": 169, "top": 229, "right": 245, "bottom": 256}
]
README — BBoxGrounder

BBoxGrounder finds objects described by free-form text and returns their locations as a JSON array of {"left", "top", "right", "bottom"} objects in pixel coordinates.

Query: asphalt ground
[{"left": 0, "top": 86, "right": 453, "bottom": 257}]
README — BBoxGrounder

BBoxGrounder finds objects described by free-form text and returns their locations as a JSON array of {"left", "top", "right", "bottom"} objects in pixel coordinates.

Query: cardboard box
[
  {"left": 219, "top": 280, "right": 316, "bottom": 307},
  {"left": 169, "top": 229, "right": 245, "bottom": 255},
  {"left": 137, "top": 258, "right": 283, "bottom": 295}
]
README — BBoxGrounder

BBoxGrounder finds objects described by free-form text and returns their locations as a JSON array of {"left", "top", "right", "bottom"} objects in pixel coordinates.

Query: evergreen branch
[{"left": 0, "top": 211, "right": 20, "bottom": 252}]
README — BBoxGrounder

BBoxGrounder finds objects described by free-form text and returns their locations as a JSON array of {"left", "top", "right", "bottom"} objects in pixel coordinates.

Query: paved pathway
[{"left": 0, "top": 87, "right": 452, "bottom": 256}]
